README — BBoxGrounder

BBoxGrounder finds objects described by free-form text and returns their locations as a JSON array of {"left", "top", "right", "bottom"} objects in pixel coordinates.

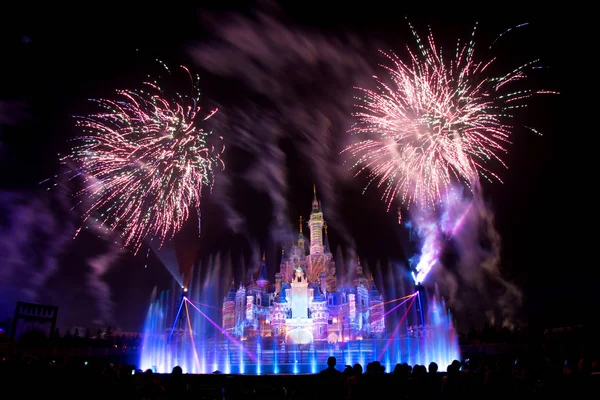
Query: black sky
[{"left": 0, "top": 3, "right": 582, "bottom": 334}]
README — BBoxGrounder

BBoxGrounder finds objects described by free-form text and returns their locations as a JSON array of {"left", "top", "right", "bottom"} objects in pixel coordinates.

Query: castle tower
[
  {"left": 279, "top": 248, "right": 290, "bottom": 282},
  {"left": 308, "top": 185, "right": 324, "bottom": 255},
  {"left": 222, "top": 279, "right": 237, "bottom": 334},
  {"left": 304, "top": 186, "right": 330, "bottom": 282}
]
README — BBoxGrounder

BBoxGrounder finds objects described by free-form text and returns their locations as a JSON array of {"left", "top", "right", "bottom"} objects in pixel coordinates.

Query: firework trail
[
  {"left": 64, "top": 63, "right": 225, "bottom": 253},
  {"left": 343, "top": 22, "right": 557, "bottom": 218}
]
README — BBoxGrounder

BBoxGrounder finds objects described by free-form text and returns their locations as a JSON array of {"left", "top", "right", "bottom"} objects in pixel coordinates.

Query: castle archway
[
  {"left": 326, "top": 332, "right": 339, "bottom": 344},
  {"left": 285, "top": 328, "right": 314, "bottom": 345}
]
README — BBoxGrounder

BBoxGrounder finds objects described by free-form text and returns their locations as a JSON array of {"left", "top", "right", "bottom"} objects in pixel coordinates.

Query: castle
[{"left": 222, "top": 187, "right": 385, "bottom": 345}]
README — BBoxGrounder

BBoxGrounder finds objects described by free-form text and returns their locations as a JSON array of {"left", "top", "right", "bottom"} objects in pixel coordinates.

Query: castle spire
[
  {"left": 257, "top": 254, "right": 268, "bottom": 288},
  {"left": 312, "top": 184, "right": 320, "bottom": 212},
  {"left": 226, "top": 278, "right": 237, "bottom": 300},
  {"left": 299, "top": 215, "right": 303, "bottom": 234}
]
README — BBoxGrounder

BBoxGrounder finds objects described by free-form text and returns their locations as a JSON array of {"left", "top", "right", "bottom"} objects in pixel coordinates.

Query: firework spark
[
  {"left": 343, "top": 23, "right": 556, "bottom": 216},
  {"left": 65, "top": 63, "right": 224, "bottom": 253}
]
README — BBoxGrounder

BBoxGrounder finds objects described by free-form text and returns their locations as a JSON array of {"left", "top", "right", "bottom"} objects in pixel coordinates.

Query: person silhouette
[
  {"left": 318, "top": 356, "right": 343, "bottom": 398},
  {"left": 320, "top": 356, "right": 341, "bottom": 374}
]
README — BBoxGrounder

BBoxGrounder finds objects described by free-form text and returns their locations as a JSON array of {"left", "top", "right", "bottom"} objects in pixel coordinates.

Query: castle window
[
  {"left": 319, "top": 326, "right": 323, "bottom": 334},
  {"left": 257, "top": 297, "right": 261, "bottom": 306},
  {"left": 269, "top": 298, "right": 273, "bottom": 306},
  {"left": 328, "top": 297, "right": 333, "bottom": 305}
]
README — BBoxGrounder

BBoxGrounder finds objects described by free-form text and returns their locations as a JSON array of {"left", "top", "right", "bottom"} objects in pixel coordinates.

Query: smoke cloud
[
  {"left": 70, "top": 171, "right": 125, "bottom": 326},
  {"left": 0, "top": 184, "right": 73, "bottom": 317},
  {"left": 188, "top": 3, "right": 374, "bottom": 247},
  {"left": 0, "top": 170, "right": 124, "bottom": 326},
  {"left": 87, "top": 239, "right": 122, "bottom": 326},
  {"left": 211, "top": 168, "right": 246, "bottom": 235},
  {"left": 411, "top": 186, "right": 523, "bottom": 329}
]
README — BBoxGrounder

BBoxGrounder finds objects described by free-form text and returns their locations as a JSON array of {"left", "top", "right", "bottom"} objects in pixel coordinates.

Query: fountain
[{"left": 139, "top": 276, "right": 459, "bottom": 374}]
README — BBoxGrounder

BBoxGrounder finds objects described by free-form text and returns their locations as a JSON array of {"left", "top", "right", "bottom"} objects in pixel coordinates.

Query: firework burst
[
  {"left": 65, "top": 62, "right": 224, "bottom": 253},
  {"left": 343, "top": 23, "right": 556, "bottom": 216}
]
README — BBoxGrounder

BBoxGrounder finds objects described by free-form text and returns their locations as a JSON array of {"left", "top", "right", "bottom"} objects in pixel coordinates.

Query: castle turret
[
  {"left": 354, "top": 257, "right": 365, "bottom": 287},
  {"left": 308, "top": 185, "right": 324, "bottom": 255},
  {"left": 257, "top": 252, "right": 269, "bottom": 289}
]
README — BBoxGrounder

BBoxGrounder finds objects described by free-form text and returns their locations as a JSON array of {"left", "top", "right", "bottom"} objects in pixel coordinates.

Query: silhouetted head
[
  {"left": 428, "top": 362, "right": 438, "bottom": 373},
  {"left": 327, "top": 356, "right": 336, "bottom": 368},
  {"left": 171, "top": 366, "right": 183, "bottom": 376}
]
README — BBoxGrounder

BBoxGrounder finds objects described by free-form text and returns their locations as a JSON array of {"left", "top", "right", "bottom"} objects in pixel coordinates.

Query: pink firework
[
  {"left": 66, "top": 63, "right": 224, "bottom": 253},
  {"left": 343, "top": 23, "right": 556, "bottom": 214}
]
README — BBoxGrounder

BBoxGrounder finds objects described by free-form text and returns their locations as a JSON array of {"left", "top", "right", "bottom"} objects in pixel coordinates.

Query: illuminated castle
[{"left": 222, "top": 186, "right": 385, "bottom": 345}]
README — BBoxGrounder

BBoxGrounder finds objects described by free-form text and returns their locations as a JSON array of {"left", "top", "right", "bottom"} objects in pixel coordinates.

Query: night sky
[{"left": 0, "top": 3, "right": 579, "bottom": 335}]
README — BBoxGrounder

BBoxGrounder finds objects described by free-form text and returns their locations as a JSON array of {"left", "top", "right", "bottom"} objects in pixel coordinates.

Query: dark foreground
[{"left": 2, "top": 354, "right": 599, "bottom": 399}]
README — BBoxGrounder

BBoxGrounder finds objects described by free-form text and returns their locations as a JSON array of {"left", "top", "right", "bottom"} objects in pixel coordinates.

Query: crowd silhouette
[{"left": 1, "top": 352, "right": 597, "bottom": 399}]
